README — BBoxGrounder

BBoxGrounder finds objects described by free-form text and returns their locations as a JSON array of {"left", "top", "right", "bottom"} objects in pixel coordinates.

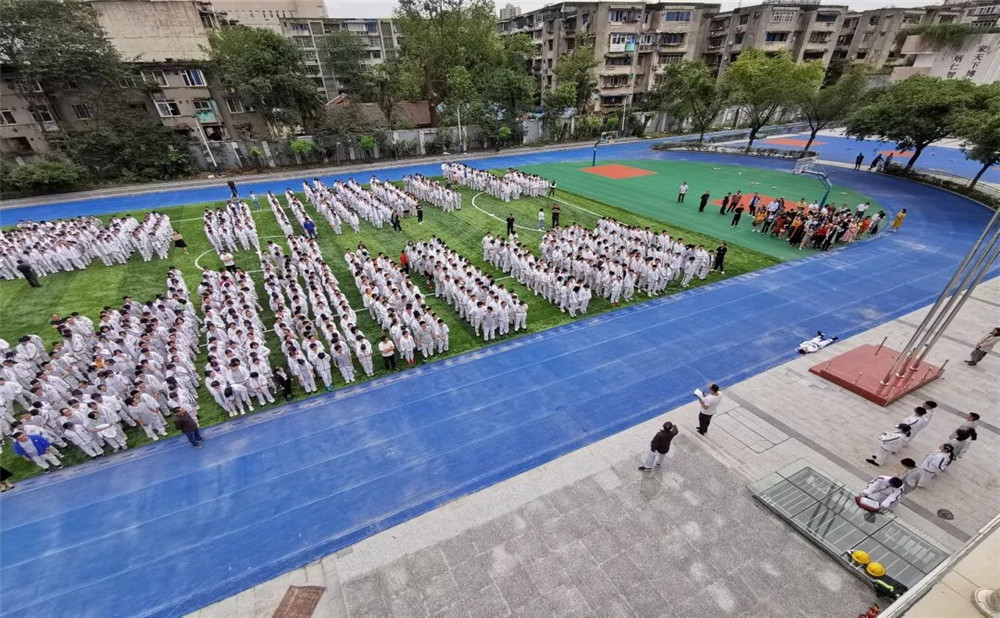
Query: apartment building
[
  {"left": 279, "top": 17, "right": 403, "bottom": 99},
  {"left": 499, "top": 2, "right": 721, "bottom": 112},
  {"left": 702, "top": 2, "right": 848, "bottom": 76},
  {"left": 500, "top": 3, "right": 523, "bottom": 20}
]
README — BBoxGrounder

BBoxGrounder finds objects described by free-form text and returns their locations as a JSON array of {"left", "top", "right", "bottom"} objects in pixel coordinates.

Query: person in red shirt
[{"left": 399, "top": 250, "right": 409, "bottom": 274}]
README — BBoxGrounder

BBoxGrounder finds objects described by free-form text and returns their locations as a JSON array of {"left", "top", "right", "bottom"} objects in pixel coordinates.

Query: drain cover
[{"left": 937, "top": 509, "right": 954, "bottom": 520}]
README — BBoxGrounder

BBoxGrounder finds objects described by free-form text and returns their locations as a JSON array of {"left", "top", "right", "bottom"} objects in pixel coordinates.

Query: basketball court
[{"left": 582, "top": 163, "right": 656, "bottom": 180}]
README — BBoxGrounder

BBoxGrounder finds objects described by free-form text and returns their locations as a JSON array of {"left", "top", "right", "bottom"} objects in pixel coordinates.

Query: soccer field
[
  {"left": 0, "top": 160, "right": 876, "bottom": 480},
  {"left": 522, "top": 159, "right": 882, "bottom": 261}
]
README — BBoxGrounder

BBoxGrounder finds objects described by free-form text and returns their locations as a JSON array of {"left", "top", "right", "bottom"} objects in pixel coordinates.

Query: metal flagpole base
[{"left": 809, "top": 344, "right": 943, "bottom": 406}]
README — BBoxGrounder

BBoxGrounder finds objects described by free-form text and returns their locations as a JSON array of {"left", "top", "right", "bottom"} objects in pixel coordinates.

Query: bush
[
  {"left": 289, "top": 139, "right": 317, "bottom": 159},
  {"left": 0, "top": 158, "right": 89, "bottom": 198}
]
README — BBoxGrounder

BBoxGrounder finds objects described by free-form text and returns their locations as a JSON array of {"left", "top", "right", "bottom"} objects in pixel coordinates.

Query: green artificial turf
[
  {"left": 0, "top": 166, "right": 816, "bottom": 480},
  {"left": 523, "top": 159, "right": 883, "bottom": 261}
]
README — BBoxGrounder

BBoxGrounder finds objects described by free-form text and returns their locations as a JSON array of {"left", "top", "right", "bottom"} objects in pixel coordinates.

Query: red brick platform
[{"left": 809, "top": 344, "right": 943, "bottom": 406}]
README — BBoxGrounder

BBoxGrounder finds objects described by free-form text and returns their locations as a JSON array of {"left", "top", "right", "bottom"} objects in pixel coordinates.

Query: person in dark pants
[
  {"left": 719, "top": 193, "right": 731, "bottom": 215},
  {"left": 379, "top": 336, "right": 397, "bottom": 370},
  {"left": 551, "top": 203, "right": 561, "bottom": 228},
  {"left": 274, "top": 366, "right": 294, "bottom": 401},
  {"left": 390, "top": 211, "right": 402, "bottom": 232},
  {"left": 506, "top": 213, "right": 516, "bottom": 236},
  {"left": 695, "top": 384, "right": 722, "bottom": 435},
  {"left": 399, "top": 250, "right": 409, "bottom": 274},
  {"left": 173, "top": 407, "right": 203, "bottom": 449},
  {"left": 16, "top": 261, "right": 41, "bottom": 287},
  {"left": 854, "top": 153, "right": 864, "bottom": 170},
  {"left": 416, "top": 203, "right": 424, "bottom": 224},
  {"left": 227, "top": 180, "right": 239, "bottom": 197},
  {"left": 730, "top": 205, "right": 744, "bottom": 227},
  {"left": 303, "top": 218, "right": 317, "bottom": 238},
  {"left": 698, "top": 191, "right": 710, "bottom": 212},
  {"left": 639, "top": 421, "right": 679, "bottom": 471},
  {"left": 713, "top": 243, "right": 727, "bottom": 274}
]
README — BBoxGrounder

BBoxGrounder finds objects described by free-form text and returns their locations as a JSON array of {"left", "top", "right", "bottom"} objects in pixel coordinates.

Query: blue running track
[
  {"left": 737, "top": 132, "right": 1000, "bottom": 184},
  {"left": 1, "top": 140, "right": 997, "bottom": 617}
]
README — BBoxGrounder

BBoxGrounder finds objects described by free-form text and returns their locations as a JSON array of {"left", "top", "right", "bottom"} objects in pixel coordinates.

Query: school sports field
[
  {"left": 0, "top": 158, "right": 875, "bottom": 479},
  {"left": 2, "top": 137, "right": 996, "bottom": 617}
]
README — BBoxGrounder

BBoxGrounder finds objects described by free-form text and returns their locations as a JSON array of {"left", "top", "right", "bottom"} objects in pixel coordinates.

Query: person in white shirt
[
  {"left": 857, "top": 476, "right": 904, "bottom": 512},
  {"left": 695, "top": 383, "right": 721, "bottom": 435},
  {"left": 866, "top": 423, "right": 911, "bottom": 466},
  {"left": 899, "top": 406, "right": 931, "bottom": 438},
  {"left": 917, "top": 444, "right": 954, "bottom": 487},
  {"left": 677, "top": 182, "right": 688, "bottom": 203}
]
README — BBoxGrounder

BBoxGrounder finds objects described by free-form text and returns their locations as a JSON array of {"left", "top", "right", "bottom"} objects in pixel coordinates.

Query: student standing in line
[
  {"left": 896, "top": 458, "right": 920, "bottom": 493},
  {"left": 947, "top": 427, "right": 975, "bottom": 460},
  {"left": 638, "top": 421, "right": 678, "bottom": 471},
  {"left": 694, "top": 384, "right": 721, "bottom": 435},
  {"left": 274, "top": 366, "right": 294, "bottom": 402},
  {"left": 900, "top": 406, "right": 932, "bottom": 439},
  {"left": 950, "top": 412, "right": 979, "bottom": 440},
  {"left": 917, "top": 443, "right": 954, "bottom": 487}
]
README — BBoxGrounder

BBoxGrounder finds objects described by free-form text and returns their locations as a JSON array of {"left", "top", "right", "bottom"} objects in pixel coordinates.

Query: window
[
  {"left": 661, "top": 33, "right": 685, "bottom": 45},
  {"left": 0, "top": 110, "right": 15, "bottom": 125},
  {"left": 181, "top": 69, "right": 205, "bottom": 87},
  {"left": 15, "top": 80, "right": 43, "bottom": 94},
  {"left": 155, "top": 100, "right": 181, "bottom": 117},
  {"left": 855, "top": 50, "right": 868, "bottom": 60},
  {"left": 809, "top": 32, "right": 830, "bottom": 43},
  {"left": 658, "top": 53, "right": 684, "bottom": 65},
  {"left": 609, "top": 33, "right": 630, "bottom": 45},
  {"left": 771, "top": 10, "right": 796, "bottom": 23},
  {"left": 547, "top": 58, "right": 553, "bottom": 68},
  {"left": 664, "top": 11, "right": 691, "bottom": 22},
  {"left": 600, "top": 95, "right": 625, "bottom": 106},
  {"left": 938, "top": 15, "right": 956, "bottom": 23},
  {"left": 603, "top": 75, "right": 629, "bottom": 87},
  {"left": 29, "top": 105, "right": 55, "bottom": 123},
  {"left": 902, "top": 14, "right": 922, "bottom": 24},
  {"left": 734, "top": 33, "right": 745, "bottom": 44},
  {"left": 765, "top": 32, "right": 789, "bottom": 42},
  {"left": 119, "top": 76, "right": 138, "bottom": 89},
  {"left": 193, "top": 100, "right": 213, "bottom": 113},
  {"left": 815, "top": 13, "right": 838, "bottom": 23},
  {"left": 71, "top": 104, "right": 92, "bottom": 120},
  {"left": 144, "top": 70, "right": 168, "bottom": 87},
  {"left": 369, "top": 50, "right": 381, "bottom": 59},
  {"left": 738, "top": 14, "right": 750, "bottom": 25},
  {"left": 868, "top": 15, "right": 880, "bottom": 25},
  {"left": 290, "top": 23, "right": 310, "bottom": 32},
  {"left": 547, "top": 40, "right": 553, "bottom": 50},
  {"left": 606, "top": 56, "right": 632, "bottom": 66}
]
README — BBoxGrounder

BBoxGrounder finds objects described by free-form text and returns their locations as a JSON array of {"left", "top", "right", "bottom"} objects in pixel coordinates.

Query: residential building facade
[
  {"left": 278, "top": 17, "right": 403, "bottom": 99},
  {"left": 499, "top": 0, "right": 1000, "bottom": 113},
  {"left": 892, "top": 31, "right": 1000, "bottom": 83},
  {"left": 499, "top": 3, "right": 522, "bottom": 20}
]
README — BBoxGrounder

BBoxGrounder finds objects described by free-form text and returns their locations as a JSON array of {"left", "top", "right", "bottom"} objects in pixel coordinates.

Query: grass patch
[{"left": 0, "top": 181, "right": 779, "bottom": 480}]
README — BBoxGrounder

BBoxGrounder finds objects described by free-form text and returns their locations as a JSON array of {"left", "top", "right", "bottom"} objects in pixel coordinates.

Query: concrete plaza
[{"left": 188, "top": 275, "right": 999, "bottom": 617}]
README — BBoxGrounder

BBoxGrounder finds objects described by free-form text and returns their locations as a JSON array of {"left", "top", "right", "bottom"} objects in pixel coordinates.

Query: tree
[
  {"left": 797, "top": 66, "right": 869, "bottom": 153},
  {"left": 722, "top": 49, "right": 824, "bottom": 150},
  {"left": 0, "top": 158, "right": 88, "bottom": 197},
  {"left": 395, "top": 0, "right": 501, "bottom": 125},
  {"left": 845, "top": 75, "right": 974, "bottom": 170},
  {"left": 542, "top": 83, "right": 578, "bottom": 141},
  {"left": 955, "top": 82, "right": 1000, "bottom": 188},
  {"left": 0, "top": 0, "right": 123, "bottom": 95},
  {"left": 207, "top": 27, "right": 321, "bottom": 131},
  {"left": 59, "top": 89, "right": 192, "bottom": 182},
  {"left": 652, "top": 60, "right": 728, "bottom": 143},
  {"left": 553, "top": 47, "right": 601, "bottom": 113},
  {"left": 317, "top": 29, "right": 369, "bottom": 95},
  {"left": 359, "top": 61, "right": 417, "bottom": 131}
]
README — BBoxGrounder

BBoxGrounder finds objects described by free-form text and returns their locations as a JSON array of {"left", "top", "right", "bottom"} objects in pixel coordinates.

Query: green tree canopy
[
  {"left": 722, "top": 49, "right": 824, "bottom": 150},
  {"left": 845, "top": 75, "right": 974, "bottom": 170},
  {"left": 797, "top": 65, "right": 869, "bottom": 152},
  {"left": 955, "top": 82, "right": 1000, "bottom": 188},
  {"left": 207, "top": 26, "right": 322, "bottom": 130},
  {"left": 0, "top": 0, "right": 124, "bottom": 94},
  {"left": 652, "top": 60, "right": 728, "bottom": 143},
  {"left": 552, "top": 47, "right": 600, "bottom": 113},
  {"left": 317, "top": 28, "right": 369, "bottom": 96}
]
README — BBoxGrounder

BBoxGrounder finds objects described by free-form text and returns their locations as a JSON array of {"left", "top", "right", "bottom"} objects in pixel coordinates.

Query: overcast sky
[{"left": 324, "top": 0, "right": 940, "bottom": 19}]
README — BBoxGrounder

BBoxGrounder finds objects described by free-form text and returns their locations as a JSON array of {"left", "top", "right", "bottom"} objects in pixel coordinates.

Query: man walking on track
[
  {"left": 854, "top": 153, "right": 864, "bottom": 170},
  {"left": 677, "top": 182, "right": 688, "bottom": 203}
]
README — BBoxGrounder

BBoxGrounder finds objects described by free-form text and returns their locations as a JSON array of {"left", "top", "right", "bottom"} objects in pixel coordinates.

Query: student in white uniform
[
  {"left": 312, "top": 351, "right": 334, "bottom": 392},
  {"left": 917, "top": 444, "right": 954, "bottom": 487},
  {"left": 866, "top": 423, "right": 911, "bottom": 466},
  {"left": 857, "top": 476, "right": 904, "bottom": 512},
  {"left": 896, "top": 458, "right": 921, "bottom": 493},
  {"left": 899, "top": 406, "right": 932, "bottom": 438},
  {"left": 62, "top": 422, "right": 104, "bottom": 458}
]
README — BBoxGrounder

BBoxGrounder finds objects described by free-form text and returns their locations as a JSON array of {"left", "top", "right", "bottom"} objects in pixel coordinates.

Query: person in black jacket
[
  {"left": 274, "top": 366, "right": 294, "bottom": 401},
  {"left": 639, "top": 421, "right": 679, "bottom": 471},
  {"left": 173, "top": 407, "right": 203, "bottom": 449}
]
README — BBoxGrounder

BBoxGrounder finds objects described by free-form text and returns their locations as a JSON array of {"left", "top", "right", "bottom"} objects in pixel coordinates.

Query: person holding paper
[{"left": 694, "top": 384, "right": 721, "bottom": 435}]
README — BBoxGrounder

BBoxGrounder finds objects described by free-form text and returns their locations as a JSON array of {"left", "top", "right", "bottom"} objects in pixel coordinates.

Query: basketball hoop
[
  {"left": 592, "top": 131, "right": 620, "bottom": 166},
  {"left": 793, "top": 156, "right": 819, "bottom": 175}
]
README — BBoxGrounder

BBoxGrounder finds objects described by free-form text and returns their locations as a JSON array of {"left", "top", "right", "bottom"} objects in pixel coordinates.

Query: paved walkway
[{"left": 189, "top": 278, "right": 999, "bottom": 618}]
